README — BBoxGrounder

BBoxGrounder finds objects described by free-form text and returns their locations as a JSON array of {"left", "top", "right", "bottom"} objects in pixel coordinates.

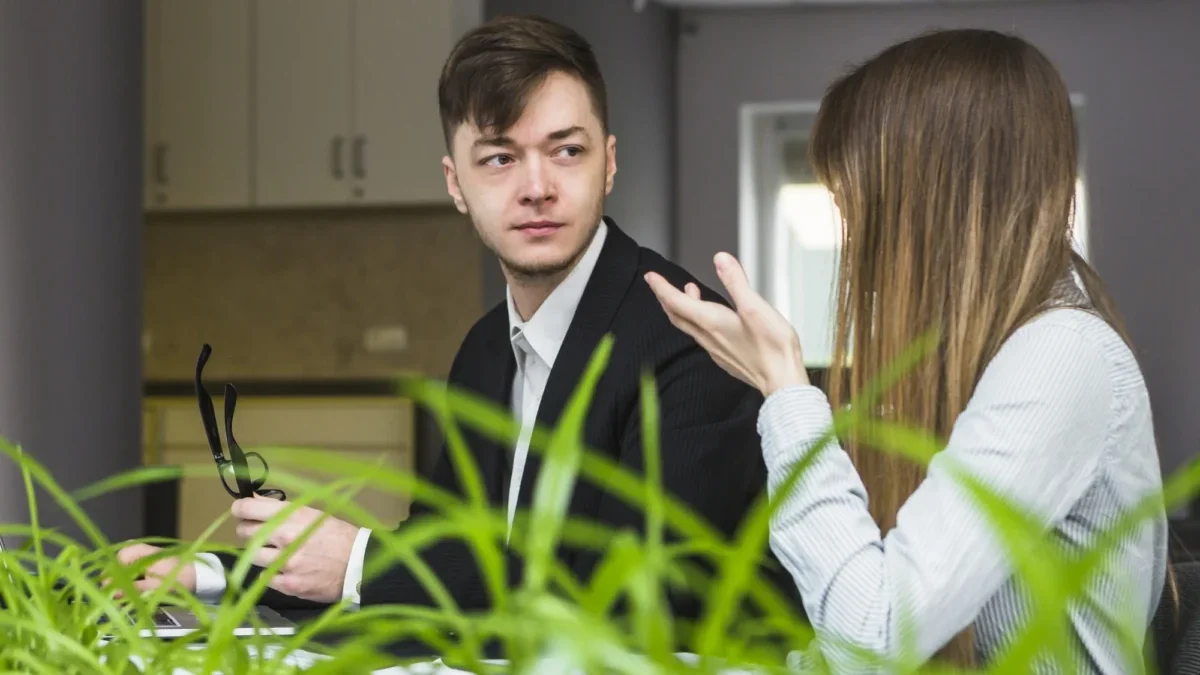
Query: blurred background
[{"left": 0, "top": 0, "right": 1195, "bottom": 557}]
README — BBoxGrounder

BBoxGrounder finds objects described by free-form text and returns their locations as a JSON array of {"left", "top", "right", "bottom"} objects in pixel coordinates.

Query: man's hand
[
  {"left": 231, "top": 495, "right": 359, "bottom": 604},
  {"left": 112, "top": 543, "right": 197, "bottom": 597}
]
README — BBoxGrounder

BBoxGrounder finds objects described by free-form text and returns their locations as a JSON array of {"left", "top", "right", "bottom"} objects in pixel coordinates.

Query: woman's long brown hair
[{"left": 808, "top": 29, "right": 1173, "bottom": 667}]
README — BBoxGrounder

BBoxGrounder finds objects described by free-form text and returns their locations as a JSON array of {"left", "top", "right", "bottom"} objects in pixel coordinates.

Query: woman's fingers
[
  {"left": 649, "top": 273, "right": 744, "bottom": 335},
  {"left": 646, "top": 274, "right": 710, "bottom": 336},
  {"left": 646, "top": 272, "right": 742, "bottom": 351},
  {"left": 646, "top": 254, "right": 807, "bottom": 396},
  {"left": 644, "top": 272, "right": 698, "bottom": 317},
  {"left": 713, "top": 253, "right": 757, "bottom": 311},
  {"left": 660, "top": 301, "right": 709, "bottom": 346}
]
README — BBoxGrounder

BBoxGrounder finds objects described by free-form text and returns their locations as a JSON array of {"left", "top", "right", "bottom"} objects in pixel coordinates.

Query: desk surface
[
  {"left": 279, "top": 607, "right": 449, "bottom": 661},
  {"left": 127, "top": 644, "right": 484, "bottom": 674},
  {"left": 133, "top": 644, "right": 756, "bottom": 675},
  {"left": 271, "top": 611, "right": 768, "bottom": 673}
]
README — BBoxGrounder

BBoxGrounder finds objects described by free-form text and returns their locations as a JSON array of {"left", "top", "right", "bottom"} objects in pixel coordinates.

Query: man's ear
[
  {"left": 604, "top": 134, "right": 617, "bottom": 195},
  {"left": 443, "top": 156, "right": 468, "bottom": 214}
]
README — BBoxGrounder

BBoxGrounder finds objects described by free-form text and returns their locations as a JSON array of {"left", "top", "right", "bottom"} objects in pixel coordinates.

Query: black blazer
[{"left": 233, "top": 218, "right": 803, "bottom": 638}]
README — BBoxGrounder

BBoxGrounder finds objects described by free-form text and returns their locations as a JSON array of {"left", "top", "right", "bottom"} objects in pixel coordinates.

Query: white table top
[
  {"left": 125, "top": 644, "right": 766, "bottom": 674},
  {"left": 125, "top": 644, "right": 490, "bottom": 674}
]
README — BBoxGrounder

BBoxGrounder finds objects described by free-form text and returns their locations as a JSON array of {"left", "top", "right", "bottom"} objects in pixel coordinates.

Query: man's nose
[{"left": 518, "top": 160, "right": 556, "bottom": 205}]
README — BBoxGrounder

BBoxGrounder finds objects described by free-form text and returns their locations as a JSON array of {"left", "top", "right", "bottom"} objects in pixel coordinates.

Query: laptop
[
  {"left": 0, "top": 534, "right": 297, "bottom": 639},
  {"left": 105, "top": 600, "right": 298, "bottom": 639}
]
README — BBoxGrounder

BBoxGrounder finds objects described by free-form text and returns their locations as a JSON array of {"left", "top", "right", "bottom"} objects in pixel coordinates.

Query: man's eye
[{"left": 482, "top": 155, "right": 513, "bottom": 167}]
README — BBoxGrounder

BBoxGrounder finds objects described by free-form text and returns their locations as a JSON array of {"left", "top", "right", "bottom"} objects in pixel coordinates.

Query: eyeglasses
[{"left": 195, "top": 344, "right": 286, "bottom": 501}]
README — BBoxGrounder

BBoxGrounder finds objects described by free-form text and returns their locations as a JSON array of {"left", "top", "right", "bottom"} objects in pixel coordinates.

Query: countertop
[{"left": 143, "top": 379, "right": 408, "bottom": 398}]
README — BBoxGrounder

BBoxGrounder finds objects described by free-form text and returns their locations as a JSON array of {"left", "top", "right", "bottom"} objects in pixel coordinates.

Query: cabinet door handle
[
  {"left": 154, "top": 143, "right": 168, "bottom": 185},
  {"left": 331, "top": 136, "right": 345, "bottom": 179},
  {"left": 352, "top": 135, "right": 366, "bottom": 179}
]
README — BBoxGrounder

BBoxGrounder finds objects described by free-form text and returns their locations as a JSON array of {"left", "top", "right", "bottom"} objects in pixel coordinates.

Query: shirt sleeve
[
  {"left": 341, "top": 527, "right": 373, "bottom": 606},
  {"left": 193, "top": 552, "right": 227, "bottom": 602},
  {"left": 757, "top": 317, "right": 1114, "bottom": 669}
]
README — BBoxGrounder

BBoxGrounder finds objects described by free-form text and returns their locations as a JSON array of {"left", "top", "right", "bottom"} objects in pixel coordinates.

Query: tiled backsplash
[{"left": 143, "top": 206, "right": 484, "bottom": 381}]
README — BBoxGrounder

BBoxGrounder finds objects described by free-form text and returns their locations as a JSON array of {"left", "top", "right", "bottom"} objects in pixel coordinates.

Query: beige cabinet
[
  {"left": 255, "top": 0, "right": 471, "bottom": 207},
  {"left": 351, "top": 0, "right": 459, "bottom": 205},
  {"left": 145, "top": 0, "right": 480, "bottom": 211},
  {"left": 143, "top": 0, "right": 160, "bottom": 210},
  {"left": 144, "top": 0, "right": 252, "bottom": 211},
  {"left": 144, "top": 396, "right": 416, "bottom": 548},
  {"left": 252, "top": 0, "right": 354, "bottom": 207}
]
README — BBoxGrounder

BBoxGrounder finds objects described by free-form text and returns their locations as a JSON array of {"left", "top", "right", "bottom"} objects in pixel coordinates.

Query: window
[{"left": 738, "top": 98, "right": 1089, "bottom": 368}]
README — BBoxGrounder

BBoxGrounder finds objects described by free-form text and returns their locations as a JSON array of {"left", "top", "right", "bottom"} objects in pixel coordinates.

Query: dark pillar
[{"left": 0, "top": 2, "right": 144, "bottom": 546}]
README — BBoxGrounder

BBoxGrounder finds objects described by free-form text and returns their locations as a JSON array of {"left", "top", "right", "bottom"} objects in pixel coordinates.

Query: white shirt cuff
[
  {"left": 193, "top": 552, "right": 227, "bottom": 602},
  {"left": 342, "top": 527, "right": 372, "bottom": 606}
]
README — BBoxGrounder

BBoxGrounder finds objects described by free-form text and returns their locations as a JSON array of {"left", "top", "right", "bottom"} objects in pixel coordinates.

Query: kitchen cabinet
[
  {"left": 252, "top": 0, "right": 354, "bottom": 207},
  {"left": 351, "top": 0, "right": 460, "bottom": 205},
  {"left": 143, "top": 395, "right": 416, "bottom": 547},
  {"left": 144, "top": 0, "right": 252, "bottom": 211},
  {"left": 254, "top": 0, "right": 472, "bottom": 207},
  {"left": 143, "top": 0, "right": 159, "bottom": 210},
  {"left": 143, "top": 0, "right": 480, "bottom": 212}
]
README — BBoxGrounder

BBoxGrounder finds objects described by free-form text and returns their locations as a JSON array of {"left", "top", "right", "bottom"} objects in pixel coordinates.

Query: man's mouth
[{"left": 514, "top": 221, "right": 565, "bottom": 237}]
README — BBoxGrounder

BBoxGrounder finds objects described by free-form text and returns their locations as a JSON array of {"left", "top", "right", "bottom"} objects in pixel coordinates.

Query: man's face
[{"left": 443, "top": 72, "right": 617, "bottom": 283}]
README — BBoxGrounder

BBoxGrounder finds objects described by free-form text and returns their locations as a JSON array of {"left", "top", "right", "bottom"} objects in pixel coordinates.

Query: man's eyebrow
[
  {"left": 471, "top": 126, "right": 589, "bottom": 150},
  {"left": 546, "top": 125, "right": 588, "bottom": 141},
  {"left": 473, "top": 134, "right": 515, "bottom": 150}
]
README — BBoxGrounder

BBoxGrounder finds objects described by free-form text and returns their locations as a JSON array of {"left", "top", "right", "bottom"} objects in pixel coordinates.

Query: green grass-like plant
[{"left": 0, "top": 334, "right": 1194, "bottom": 673}]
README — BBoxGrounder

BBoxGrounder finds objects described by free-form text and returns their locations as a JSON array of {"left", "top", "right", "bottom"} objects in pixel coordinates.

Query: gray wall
[
  {"left": 0, "top": 3, "right": 145, "bottom": 544},
  {"left": 677, "top": 0, "right": 1200, "bottom": 484},
  {"left": 481, "top": 0, "right": 678, "bottom": 309}
]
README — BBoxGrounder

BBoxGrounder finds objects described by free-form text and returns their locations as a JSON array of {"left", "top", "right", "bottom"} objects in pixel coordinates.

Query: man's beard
[
  {"left": 499, "top": 216, "right": 600, "bottom": 283},
  {"left": 470, "top": 191, "right": 605, "bottom": 284},
  {"left": 502, "top": 251, "right": 581, "bottom": 283}
]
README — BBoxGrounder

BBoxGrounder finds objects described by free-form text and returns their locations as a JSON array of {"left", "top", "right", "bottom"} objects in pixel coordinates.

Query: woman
[{"left": 646, "top": 29, "right": 1169, "bottom": 673}]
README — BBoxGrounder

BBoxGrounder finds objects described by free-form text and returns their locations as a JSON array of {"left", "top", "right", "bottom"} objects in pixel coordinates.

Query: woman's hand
[{"left": 644, "top": 252, "right": 810, "bottom": 398}]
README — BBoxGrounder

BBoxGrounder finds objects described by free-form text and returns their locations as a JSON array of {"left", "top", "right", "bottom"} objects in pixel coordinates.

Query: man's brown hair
[{"left": 437, "top": 15, "right": 609, "bottom": 152}]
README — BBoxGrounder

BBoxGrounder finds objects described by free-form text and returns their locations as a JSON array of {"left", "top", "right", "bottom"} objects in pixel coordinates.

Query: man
[{"left": 119, "top": 13, "right": 798, "bottom": 636}]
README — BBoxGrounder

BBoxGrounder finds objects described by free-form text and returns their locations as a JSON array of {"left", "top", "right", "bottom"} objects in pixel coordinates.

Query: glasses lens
[{"left": 219, "top": 453, "right": 270, "bottom": 497}]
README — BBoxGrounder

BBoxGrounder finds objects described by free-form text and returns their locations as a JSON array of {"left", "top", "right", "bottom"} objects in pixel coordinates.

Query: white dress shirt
[{"left": 193, "top": 220, "right": 609, "bottom": 605}]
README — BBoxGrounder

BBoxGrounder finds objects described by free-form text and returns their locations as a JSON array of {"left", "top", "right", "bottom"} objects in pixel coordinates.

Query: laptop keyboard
[
  {"left": 151, "top": 608, "right": 180, "bottom": 628},
  {"left": 97, "top": 606, "right": 181, "bottom": 628}
]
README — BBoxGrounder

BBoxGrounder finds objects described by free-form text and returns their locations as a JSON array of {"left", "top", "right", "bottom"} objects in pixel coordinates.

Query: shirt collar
[{"left": 505, "top": 219, "right": 608, "bottom": 369}]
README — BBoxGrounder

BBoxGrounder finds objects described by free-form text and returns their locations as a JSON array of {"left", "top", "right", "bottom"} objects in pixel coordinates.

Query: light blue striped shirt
[{"left": 758, "top": 306, "right": 1168, "bottom": 673}]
